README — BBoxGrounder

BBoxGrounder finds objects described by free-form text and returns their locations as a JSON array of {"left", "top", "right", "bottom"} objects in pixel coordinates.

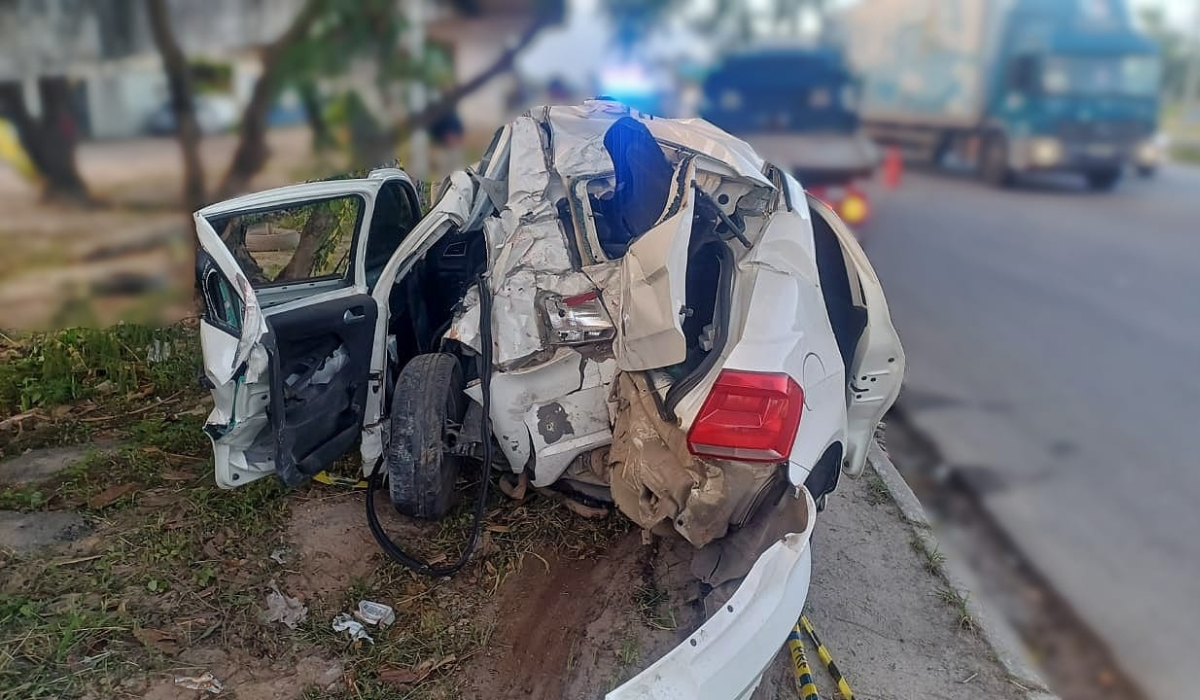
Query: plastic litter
[
  {"left": 174, "top": 672, "right": 224, "bottom": 694},
  {"left": 332, "top": 613, "right": 374, "bottom": 643},
  {"left": 269, "top": 548, "right": 288, "bottom": 565},
  {"left": 261, "top": 581, "right": 307, "bottom": 629},
  {"left": 355, "top": 600, "right": 396, "bottom": 627}
]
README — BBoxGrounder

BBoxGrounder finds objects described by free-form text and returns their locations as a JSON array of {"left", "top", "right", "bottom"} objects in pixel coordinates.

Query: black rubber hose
[{"left": 365, "top": 276, "right": 495, "bottom": 577}]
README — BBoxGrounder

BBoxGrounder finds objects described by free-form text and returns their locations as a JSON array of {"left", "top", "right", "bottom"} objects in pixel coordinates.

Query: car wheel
[
  {"left": 980, "top": 135, "right": 1013, "bottom": 188},
  {"left": 1086, "top": 168, "right": 1122, "bottom": 191},
  {"left": 387, "top": 353, "right": 466, "bottom": 520}
]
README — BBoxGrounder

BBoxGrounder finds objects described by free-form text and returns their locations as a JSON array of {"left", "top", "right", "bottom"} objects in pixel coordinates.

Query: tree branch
[
  {"left": 217, "top": 0, "right": 325, "bottom": 199},
  {"left": 388, "top": 16, "right": 551, "bottom": 143}
]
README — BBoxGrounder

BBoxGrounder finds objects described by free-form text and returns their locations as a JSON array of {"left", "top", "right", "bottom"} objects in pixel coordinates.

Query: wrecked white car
[{"left": 195, "top": 100, "right": 903, "bottom": 699}]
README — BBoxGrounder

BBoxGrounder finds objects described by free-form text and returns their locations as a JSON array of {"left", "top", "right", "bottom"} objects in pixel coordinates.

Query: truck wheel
[
  {"left": 981, "top": 135, "right": 1013, "bottom": 188},
  {"left": 387, "top": 353, "right": 466, "bottom": 520},
  {"left": 1086, "top": 168, "right": 1122, "bottom": 192}
]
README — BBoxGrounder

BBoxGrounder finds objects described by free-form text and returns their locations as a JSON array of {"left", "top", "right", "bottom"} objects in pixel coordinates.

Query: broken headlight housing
[{"left": 542, "top": 291, "right": 615, "bottom": 345}]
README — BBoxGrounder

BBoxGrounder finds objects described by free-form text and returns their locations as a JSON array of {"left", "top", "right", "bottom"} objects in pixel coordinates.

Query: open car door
[{"left": 195, "top": 170, "right": 420, "bottom": 488}]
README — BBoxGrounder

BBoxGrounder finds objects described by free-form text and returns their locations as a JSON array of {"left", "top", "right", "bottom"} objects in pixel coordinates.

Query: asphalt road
[{"left": 863, "top": 165, "right": 1200, "bottom": 700}]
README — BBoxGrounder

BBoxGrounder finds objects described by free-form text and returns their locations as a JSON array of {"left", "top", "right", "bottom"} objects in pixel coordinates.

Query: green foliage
[
  {"left": 130, "top": 414, "right": 209, "bottom": 456},
  {"left": 0, "top": 325, "right": 199, "bottom": 416},
  {"left": 189, "top": 59, "right": 233, "bottom": 94},
  {"left": 1138, "top": 7, "right": 1195, "bottom": 101}
]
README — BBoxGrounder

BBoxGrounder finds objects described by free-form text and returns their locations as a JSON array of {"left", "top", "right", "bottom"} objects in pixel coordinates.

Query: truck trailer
[{"left": 832, "top": 0, "right": 1161, "bottom": 190}]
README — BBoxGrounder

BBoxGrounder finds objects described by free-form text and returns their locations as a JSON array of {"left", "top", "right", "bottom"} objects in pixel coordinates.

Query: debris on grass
[
  {"left": 355, "top": 600, "right": 396, "bottom": 627},
  {"left": 174, "top": 672, "right": 224, "bottom": 694},
  {"left": 332, "top": 613, "right": 374, "bottom": 643},
  {"left": 262, "top": 581, "right": 308, "bottom": 630}
]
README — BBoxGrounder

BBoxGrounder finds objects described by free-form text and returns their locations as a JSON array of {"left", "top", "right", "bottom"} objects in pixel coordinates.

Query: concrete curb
[{"left": 866, "top": 441, "right": 1061, "bottom": 700}]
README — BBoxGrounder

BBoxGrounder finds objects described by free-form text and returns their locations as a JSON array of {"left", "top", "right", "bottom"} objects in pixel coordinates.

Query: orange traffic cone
[{"left": 882, "top": 146, "right": 903, "bottom": 189}]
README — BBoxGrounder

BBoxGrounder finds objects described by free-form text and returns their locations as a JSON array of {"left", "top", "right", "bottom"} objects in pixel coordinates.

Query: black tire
[
  {"left": 387, "top": 353, "right": 466, "bottom": 520},
  {"left": 980, "top": 134, "right": 1013, "bottom": 188},
  {"left": 1086, "top": 168, "right": 1122, "bottom": 192}
]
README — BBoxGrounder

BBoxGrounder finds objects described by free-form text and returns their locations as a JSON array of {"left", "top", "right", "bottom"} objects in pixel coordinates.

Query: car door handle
[{"left": 343, "top": 308, "right": 367, "bottom": 323}]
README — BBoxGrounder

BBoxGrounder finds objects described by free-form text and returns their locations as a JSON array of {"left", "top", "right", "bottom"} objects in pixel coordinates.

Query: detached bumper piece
[{"left": 608, "top": 489, "right": 816, "bottom": 700}]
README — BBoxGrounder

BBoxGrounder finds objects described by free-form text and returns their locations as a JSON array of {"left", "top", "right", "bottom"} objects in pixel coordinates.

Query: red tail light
[{"left": 687, "top": 370, "right": 804, "bottom": 462}]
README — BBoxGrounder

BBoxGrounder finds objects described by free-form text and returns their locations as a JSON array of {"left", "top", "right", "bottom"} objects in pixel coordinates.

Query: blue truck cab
[
  {"left": 985, "top": 0, "right": 1161, "bottom": 188},
  {"left": 839, "top": 0, "right": 1161, "bottom": 191},
  {"left": 700, "top": 47, "right": 880, "bottom": 224}
]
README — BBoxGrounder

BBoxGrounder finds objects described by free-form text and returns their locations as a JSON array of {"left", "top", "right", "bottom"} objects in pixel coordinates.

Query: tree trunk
[
  {"left": 0, "top": 78, "right": 90, "bottom": 204},
  {"left": 278, "top": 206, "right": 334, "bottom": 281},
  {"left": 216, "top": 0, "right": 323, "bottom": 200},
  {"left": 145, "top": 0, "right": 207, "bottom": 213},
  {"left": 298, "top": 81, "right": 333, "bottom": 152}
]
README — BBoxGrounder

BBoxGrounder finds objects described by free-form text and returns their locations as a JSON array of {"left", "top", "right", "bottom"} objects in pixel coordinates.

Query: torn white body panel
[
  {"left": 614, "top": 163, "right": 696, "bottom": 371},
  {"left": 608, "top": 488, "right": 817, "bottom": 700}
]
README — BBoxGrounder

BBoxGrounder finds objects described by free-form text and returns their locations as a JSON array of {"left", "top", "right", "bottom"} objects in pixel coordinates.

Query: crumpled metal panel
[
  {"left": 543, "top": 100, "right": 773, "bottom": 187},
  {"left": 608, "top": 373, "right": 780, "bottom": 548},
  {"left": 611, "top": 164, "right": 696, "bottom": 371}
]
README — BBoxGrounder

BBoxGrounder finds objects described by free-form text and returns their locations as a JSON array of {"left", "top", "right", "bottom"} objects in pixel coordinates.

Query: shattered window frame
[{"left": 205, "top": 194, "right": 368, "bottom": 290}]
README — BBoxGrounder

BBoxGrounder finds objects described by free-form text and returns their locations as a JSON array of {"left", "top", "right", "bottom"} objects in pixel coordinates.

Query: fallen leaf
[
  {"left": 133, "top": 628, "right": 182, "bottom": 656},
  {"left": 87, "top": 483, "right": 139, "bottom": 509},
  {"left": 484, "top": 524, "right": 512, "bottom": 533},
  {"left": 161, "top": 469, "right": 196, "bottom": 481}
]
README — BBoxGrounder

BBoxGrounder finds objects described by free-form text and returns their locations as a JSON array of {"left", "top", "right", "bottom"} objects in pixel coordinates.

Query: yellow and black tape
[
  {"left": 787, "top": 624, "right": 821, "bottom": 700},
  {"left": 800, "top": 615, "right": 855, "bottom": 700}
]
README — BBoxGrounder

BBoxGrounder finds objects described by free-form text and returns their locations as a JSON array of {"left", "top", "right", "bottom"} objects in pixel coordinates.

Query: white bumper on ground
[{"left": 607, "top": 490, "right": 816, "bottom": 700}]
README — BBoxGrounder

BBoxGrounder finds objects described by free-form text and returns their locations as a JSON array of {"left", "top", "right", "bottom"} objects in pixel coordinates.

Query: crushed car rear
[{"left": 194, "top": 100, "right": 903, "bottom": 699}]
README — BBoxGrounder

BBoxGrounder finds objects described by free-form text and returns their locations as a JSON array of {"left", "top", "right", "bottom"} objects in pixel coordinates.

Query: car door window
[{"left": 207, "top": 195, "right": 364, "bottom": 287}]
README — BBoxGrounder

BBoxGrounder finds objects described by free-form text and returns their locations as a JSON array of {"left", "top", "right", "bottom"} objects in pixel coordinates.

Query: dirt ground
[
  {"left": 0, "top": 322, "right": 1028, "bottom": 700},
  {"left": 2, "top": 438, "right": 1028, "bottom": 700}
]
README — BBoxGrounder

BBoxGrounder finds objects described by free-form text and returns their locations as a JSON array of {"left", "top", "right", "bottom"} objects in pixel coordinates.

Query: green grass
[
  {"left": 865, "top": 473, "right": 891, "bottom": 506},
  {"left": 0, "top": 323, "right": 200, "bottom": 417},
  {"left": 1171, "top": 141, "right": 1200, "bottom": 165},
  {"left": 0, "top": 321, "right": 643, "bottom": 699},
  {"left": 910, "top": 532, "right": 947, "bottom": 576},
  {"left": 935, "top": 586, "right": 977, "bottom": 632},
  {"left": 0, "top": 398, "right": 291, "bottom": 700},
  {"left": 633, "top": 584, "right": 678, "bottom": 632}
]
